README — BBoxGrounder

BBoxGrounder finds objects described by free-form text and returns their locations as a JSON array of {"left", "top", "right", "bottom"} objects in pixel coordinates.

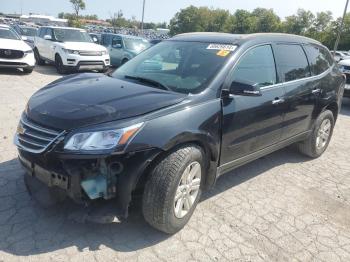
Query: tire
[
  {"left": 99, "top": 66, "right": 109, "bottom": 73},
  {"left": 23, "top": 67, "right": 34, "bottom": 74},
  {"left": 34, "top": 48, "right": 45, "bottom": 65},
  {"left": 121, "top": 58, "right": 128, "bottom": 65},
  {"left": 55, "top": 55, "right": 67, "bottom": 74},
  {"left": 142, "top": 145, "right": 205, "bottom": 234},
  {"left": 297, "top": 110, "right": 335, "bottom": 158}
]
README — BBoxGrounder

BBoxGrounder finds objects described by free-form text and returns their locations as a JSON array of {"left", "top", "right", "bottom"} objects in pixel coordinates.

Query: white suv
[
  {"left": 0, "top": 24, "right": 35, "bottom": 73},
  {"left": 34, "top": 26, "right": 110, "bottom": 74}
]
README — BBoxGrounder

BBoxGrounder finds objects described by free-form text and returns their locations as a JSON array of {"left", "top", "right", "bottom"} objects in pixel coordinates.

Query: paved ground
[{"left": 0, "top": 66, "right": 350, "bottom": 262}]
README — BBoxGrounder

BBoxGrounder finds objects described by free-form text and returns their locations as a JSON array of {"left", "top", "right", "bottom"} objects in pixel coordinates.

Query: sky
[{"left": 1, "top": 0, "right": 349, "bottom": 23}]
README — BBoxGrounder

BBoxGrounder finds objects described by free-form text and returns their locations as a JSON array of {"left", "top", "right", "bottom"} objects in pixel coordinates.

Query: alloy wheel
[
  {"left": 174, "top": 161, "right": 201, "bottom": 219},
  {"left": 316, "top": 119, "right": 331, "bottom": 150}
]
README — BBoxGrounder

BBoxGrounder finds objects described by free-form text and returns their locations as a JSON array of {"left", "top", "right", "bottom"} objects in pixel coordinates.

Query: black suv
[{"left": 14, "top": 33, "right": 345, "bottom": 233}]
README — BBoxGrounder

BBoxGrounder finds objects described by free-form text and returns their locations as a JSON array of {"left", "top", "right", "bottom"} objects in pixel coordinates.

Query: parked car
[
  {"left": 330, "top": 50, "right": 350, "bottom": 62},
  {"left": 0, "top": 24, "right": 35, "bottom": 73},
  {"left": 89, "top": 33, "right": 101, "bottom": 44},
  {"left": 149, "top": 39, "right": 162, "bottom": 46},
  {"left": 14, "top": 33, "right": 345, "bottom": 233},
  {"left": 100, "top": 33, "right": 150, "bottom": 66},
  {"left": 338, "top": 59, "right": 350, "bottom": 96},
  {"left": 19, "top": 26, "right": 38, "bottom": 48},
  {"left": 34, "top": 26, "right": 110, "bottom": 74}
]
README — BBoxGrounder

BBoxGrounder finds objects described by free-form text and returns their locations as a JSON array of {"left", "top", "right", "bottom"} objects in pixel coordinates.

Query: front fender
[{"left": 127, "top": 99, "right": 222, "bottom": 189}]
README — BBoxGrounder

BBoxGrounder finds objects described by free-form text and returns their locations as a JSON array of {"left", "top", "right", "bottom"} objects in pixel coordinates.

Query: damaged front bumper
[{"left": 18, "top": 147, "right": 161, "bottom": 219}]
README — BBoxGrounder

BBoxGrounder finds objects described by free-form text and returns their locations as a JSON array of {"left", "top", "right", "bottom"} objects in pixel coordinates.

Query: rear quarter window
[
  {"left": 304, "top": 45, "right": 332, "bottom": 75},
  {"left": 274, "top": 44, "right": 311, "bottom": 82}
]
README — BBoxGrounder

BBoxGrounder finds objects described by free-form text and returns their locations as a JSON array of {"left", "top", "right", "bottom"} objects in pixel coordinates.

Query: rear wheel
[
  {"left": 142, "top": 145, "right": 205, "bottom": 234},
  {"left": 55, "top": 55, "right": 67, "bottom": 74},
  {"left": 297, "top": 110, "right": 334, "bottom": 158},
  {"left": 34, "top": 48, "right": 45, "bottom": 65},
  {"left": 121, "top": 58, "right": 128, "bottom": 65}
]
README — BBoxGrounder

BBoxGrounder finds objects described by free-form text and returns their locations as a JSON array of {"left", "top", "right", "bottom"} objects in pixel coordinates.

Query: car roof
[
  {"left": 0, "top": 24, "right": 10, "bottom": 29},
  {"left": 102, "top": 33, "right": 148, "bottom": 40},
  {"left": 40, "top": 26, "right": 86, "bottom": 31},
  {"left": 170, "top": 32, "right": 321, "bottom": 46},
  {"left": 19, "top": 26, "right": 37, "bottom": 29}
]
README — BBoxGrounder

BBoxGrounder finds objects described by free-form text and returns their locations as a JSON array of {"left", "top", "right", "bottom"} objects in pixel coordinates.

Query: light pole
[
  {"left": 141, "top": 0, "right": 146, "bottom": 32},
  {"left": 334, "top": 0, "right": 350, "bottom": 51}
]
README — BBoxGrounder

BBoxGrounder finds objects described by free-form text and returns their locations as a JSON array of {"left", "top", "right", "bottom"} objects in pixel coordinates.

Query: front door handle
[
  {"left": 312, "top": 88, "right": 321, "bottom": 94},
  {"left": 272, "top": 98, "right": 285, "bottom": 105}
]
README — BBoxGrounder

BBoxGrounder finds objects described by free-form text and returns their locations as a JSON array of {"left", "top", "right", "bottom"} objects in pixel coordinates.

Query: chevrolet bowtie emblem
[{"left": 17, "top": 124, "right": 26, "bottom": 135}]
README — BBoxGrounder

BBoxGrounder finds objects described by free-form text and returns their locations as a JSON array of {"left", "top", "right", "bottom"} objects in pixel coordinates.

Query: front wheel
[
  {"left": 55, "top": 55, "right": 68, "bottom": 74},
  {"left": 34, "top": 48, "right": 45, "bottom": 65},
  {"left": 142, "top": 145, "right": 205, "bottom": 234},
  {"left": 297, "top": 110, "right": 335, "bottom": 158}
]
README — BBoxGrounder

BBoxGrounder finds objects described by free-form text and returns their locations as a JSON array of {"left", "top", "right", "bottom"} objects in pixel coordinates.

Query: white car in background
[
  {"left": 34, "top": 26, "right": 110, "bottom": 74},
  {"left": 331, "top": 50, "right": 350, "bottom": 62},
  {"left": 338, "top": 58, "right": 350, "bottom": 82},
  {"left": 0, "top": 24, "right": 35, "bottom": 73}
]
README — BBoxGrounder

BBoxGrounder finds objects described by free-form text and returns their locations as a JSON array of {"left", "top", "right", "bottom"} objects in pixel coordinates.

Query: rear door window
[
  {"left": 112, "top": 36, "right": 123, "bottom": 48},
  {"left": 274, "top": 44, "right": 311, "bottom": 82},
  {"left": 39, "top": 28, "right": 47, "bottom": 38},
  {"left": 304, "top": 45, "right": 332, "bottom": 75},
  {"left": 230, "top": 45, "right": 277, "bottom": 88}
]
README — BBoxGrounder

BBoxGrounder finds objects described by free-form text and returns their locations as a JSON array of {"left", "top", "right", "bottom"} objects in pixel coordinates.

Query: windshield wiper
[{"left": 124, "top": 75, "right": 172, "bottom": 91}]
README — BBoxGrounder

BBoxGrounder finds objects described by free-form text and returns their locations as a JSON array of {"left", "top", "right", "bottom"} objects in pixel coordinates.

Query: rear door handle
[
  {"left": 312, "top": 88, "right": 321, "bottom": 94},
  {"left": 272, "top": 98, "right": 285, "bottom": 105}
]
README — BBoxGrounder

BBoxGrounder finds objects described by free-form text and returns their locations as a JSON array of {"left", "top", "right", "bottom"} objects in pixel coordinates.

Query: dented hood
[{"left": 26, "top": 73, "right": 186, "bottom": 130}]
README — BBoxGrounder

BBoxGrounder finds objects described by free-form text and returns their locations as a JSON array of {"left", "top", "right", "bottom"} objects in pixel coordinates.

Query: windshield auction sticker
[
  {"left": 216, "top": 50, "right": 231, "bottom": 57},
  {"left": 207, "top": 44, "right": 237, "bottom": 51}
]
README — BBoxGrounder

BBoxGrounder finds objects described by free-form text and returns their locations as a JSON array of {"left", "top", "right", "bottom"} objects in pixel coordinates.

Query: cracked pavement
[{"left": 0, "top": 66, "right": 350, "bottom": 261}]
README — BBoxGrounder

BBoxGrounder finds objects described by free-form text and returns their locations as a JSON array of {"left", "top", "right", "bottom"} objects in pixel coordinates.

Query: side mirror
[
  {"left": 113, "top": 43, "right": 122, "bottom": 49},
  {"left": 43, "top": 34, "right": 52, "bottom": 40},
  {"left": 21, "top": 36, "right": 28, "bottom": 41},
  {"left": 229, "top": 79, "right": 262, "bottom": 96},
  {"left": 92, "top": 37, "right": 98, "bottom": 43}
]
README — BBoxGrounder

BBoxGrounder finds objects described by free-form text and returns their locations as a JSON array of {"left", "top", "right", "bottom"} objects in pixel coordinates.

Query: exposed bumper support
[{"left": 18, "top": 147, "right": 161, "bottom": 219}]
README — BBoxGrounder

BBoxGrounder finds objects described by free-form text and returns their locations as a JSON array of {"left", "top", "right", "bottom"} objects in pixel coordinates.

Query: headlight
[
  {"left": 339, "top": 65, "right": 345, "bottom": 72},
  {"left": 64, "top": 122, "right": 143, "bottom": 151},
  {"left": 24, "top": 50, "right": 33, "bottom": 56},
  {"left": 62, "top": 48, "right": 80, "bottom": 55},
  {"left": 101, "top": 50, "right": 108, "bottom": 55}
]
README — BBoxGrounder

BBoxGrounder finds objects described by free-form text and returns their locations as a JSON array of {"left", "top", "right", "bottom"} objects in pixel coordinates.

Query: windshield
[
  {"left": 0, "top": 28, "right": 20, "bottom": 40},
  {"left": 53, "top": 28, "right": 92, "bottom": 42},
  {"left": 21, "top": 27, "right": 37, "bottom": 37},
  {"left": 124, "top": 38, "right": 150, "bottom": 53},
  {"left": 112, "top": 41, "right": 235, "bottom": 94}
]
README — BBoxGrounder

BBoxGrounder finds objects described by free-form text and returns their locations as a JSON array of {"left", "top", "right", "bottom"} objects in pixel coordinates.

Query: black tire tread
[
  {"left": 34, "top": 48, "right": 45, "bottom": 65},
  {"left": 297, "top": 110, "right": 334, "bottom": 158},
  {"left": 142, "top": 145, "right": 202, "bottom": 233}
]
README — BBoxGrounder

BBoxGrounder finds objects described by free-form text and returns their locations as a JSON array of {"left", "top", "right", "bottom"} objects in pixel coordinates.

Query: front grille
[
  {"left": 0, "top": 61, "right": 27, "bottom": 66},
  {"left": 78, "top": 51, "right": 102, "bottom": 56},
  {"left": 0, "top": 49, "right": 24, "bottom": 59},
  {"left": 344, "top": 65, "right": 350, "bottom": 70},
  {"left": 15, "top": 115, "right": 64, "bottom": 153},
  {"left": 79, "top": 61, "right": 104, "bottom": 65}
]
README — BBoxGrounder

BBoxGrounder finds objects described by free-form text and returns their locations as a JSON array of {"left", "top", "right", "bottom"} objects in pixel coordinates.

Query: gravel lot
[{"left": 1, "top": 66, "right": 350, "bottom": 262}]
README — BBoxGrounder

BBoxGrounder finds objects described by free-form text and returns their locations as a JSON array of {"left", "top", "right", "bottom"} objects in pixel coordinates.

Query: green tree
[
  {"left": 110, "top": 10, "right": 126, "bottom": 28},
  {"left": 169, "top": 6, "right": 208, "bottom": 35},
  {"left": 231, "top": 9, "right": 254, "bottom": 33},
  {"left": 251, "top": 8, "right": 281, "bottom": 32},
  {"left": 70, "top": 0, "right": 86, "bottom": 17},
  {"left": 207, "top": 9, "right": 232, "bottom": 32},
  {"left": 282, "top": 9, "right": 315, "bottom": 35}
]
